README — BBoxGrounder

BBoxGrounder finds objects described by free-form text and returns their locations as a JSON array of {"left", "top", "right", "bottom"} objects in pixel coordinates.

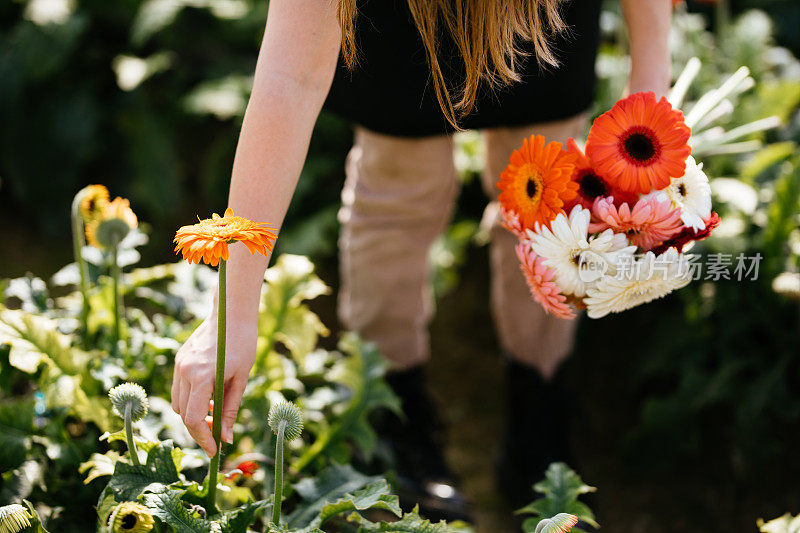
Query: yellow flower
[
  {"left": 108, "top": 502, "right": 154, "bottom": 533},
  {"left": 174, "top": 207, "right": 276, "bottom": 266},
  {"left": 86, "top": 197, "right": 138, "bottom": 249},
  {"left": 78, "top": 184, "right": 110, "bottom": 223},
  {"left": 0, "top": 504, "right": 31, "bottom": 533}
]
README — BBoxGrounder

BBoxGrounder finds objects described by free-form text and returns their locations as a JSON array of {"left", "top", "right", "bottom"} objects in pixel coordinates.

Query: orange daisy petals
[
  {"left": 174, "top": 207, "right": 277, "bottom": 266},
  {"left": 585, "top": 92, "right": 692, "bottom": 195},
  {"left": 497, "top": 135, "right": 578, "bottom": 231}
]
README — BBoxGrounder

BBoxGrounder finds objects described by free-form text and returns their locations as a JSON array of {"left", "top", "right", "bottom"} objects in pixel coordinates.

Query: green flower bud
[
  {"left": 268, "top": 401, "right": 303, "bottom": 441},
  {"left": 109, "top": 383, "right": 149, "bottom": 422}
]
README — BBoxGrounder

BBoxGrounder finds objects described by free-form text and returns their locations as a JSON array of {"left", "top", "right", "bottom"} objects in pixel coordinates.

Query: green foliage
[
  {"left": 287, "top": 463, "right": 390, "bottom": 529},
  {"left": 517, "top": 463, "right": 598, "bottom": 533},
  {"left": 107, "top": 441, "right": 180, "bottom": 502}
]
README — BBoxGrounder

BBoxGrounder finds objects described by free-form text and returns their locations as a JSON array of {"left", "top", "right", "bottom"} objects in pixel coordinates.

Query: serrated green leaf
[
  {"left": 0, "top": 305, "right": 90, "bottom": 375},
  {"left": 107, "top": 441, "right": 180, "bottom": 501},
  {"left": 287, "top": 463, "right": 380, "bottom": 528},
  {"left": 216, "top": 500, "right": 269, "bottom": 533},
  {"left": 517, "top": 463, "right": 597, "bottom": 528},
  {"left": 533, "top": 513, "right": 579, "bottom": 533},
  {"left": 142, "top": 488, "right": 214, "bottom": 533},
  {"left": 314, "top": 480, "right": 400, "bottom": 528},
  {"left": 257, "top": 254, "right": 331, "bottom": 366},
  {"left": 291, "top": 335, "right": 401, "bottom": 471},
  {"left": 353, "top": 505, "right": 454, "bottom": 532}
]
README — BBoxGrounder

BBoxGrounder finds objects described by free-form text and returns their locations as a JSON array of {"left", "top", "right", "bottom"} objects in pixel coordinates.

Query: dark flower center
[
  {"left": 677, "top": 183, "right": 687, "bottom": 197},
  {"left": 121, "top": 514, "right": 137, "bottom": 529},
  {"left": 526, "top": 178, "right": 539, "bottom": 199},
  {"left": 579, "top": 172, "right": 608, "bottom": 199},
  {"left": 623, "top": 132, "right": 657, "bottom": 162}
]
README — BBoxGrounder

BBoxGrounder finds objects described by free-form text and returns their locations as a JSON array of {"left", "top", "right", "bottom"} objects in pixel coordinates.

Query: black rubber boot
[
  {"left": 375, "top": 366, "right": 472, "bottom": 523},
  {"left": 496, "top": 359, "right": 574, "bottom": 511}
]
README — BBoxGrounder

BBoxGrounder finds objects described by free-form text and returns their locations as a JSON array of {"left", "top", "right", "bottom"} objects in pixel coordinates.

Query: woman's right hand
[{"left": 170, "top": 311, "right": 257, "bottom": 457}]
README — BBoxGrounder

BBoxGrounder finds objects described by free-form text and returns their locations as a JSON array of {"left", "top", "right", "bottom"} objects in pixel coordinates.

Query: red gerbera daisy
[
  {"left": 564, "top": 138, "right": 639, "bottom": 211},
  {"left": 585, "top": 92, "right": 692, "bottom": 195},
  {"left": 651, "top": 211, "right": 720, "bottom": 254}
]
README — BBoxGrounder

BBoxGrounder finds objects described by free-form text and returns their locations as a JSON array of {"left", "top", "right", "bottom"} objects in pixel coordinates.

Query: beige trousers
[{"left": 337, "top": 116, "right": 585, "bottom": 379}]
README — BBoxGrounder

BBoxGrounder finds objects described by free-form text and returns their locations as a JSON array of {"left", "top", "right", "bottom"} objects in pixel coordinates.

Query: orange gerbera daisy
[
  {"left": 85, "top": 197, "right": 138, "bottom": 249},
  {"left": 174, "top": 208, "right": 276, "bottom": 266},
  {"left": 78, "top": 184, "right": 110, "bottom": 222},
  {"left": 585, "top": 92, "right": 692, "bottom": 195},
  {"left": 564, "top": 138, "right": 638, "bottom": 211},
  {"left": 497, "top": 135, "right": 577, "bottom": 231}
]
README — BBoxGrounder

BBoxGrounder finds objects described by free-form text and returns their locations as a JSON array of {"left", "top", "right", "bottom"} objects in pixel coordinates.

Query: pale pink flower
[
  {"left": 516, "top": 241, "right": 576, "bottom": 320},
  {"left": 500, "top": 206, "right": 527, "bottom": 240},
  {"left": 589, "top": 196, "right": 683, "bottom": 251}
]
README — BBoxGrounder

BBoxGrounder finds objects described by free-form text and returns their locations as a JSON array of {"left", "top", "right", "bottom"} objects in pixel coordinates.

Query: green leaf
[
  {"left": 314, "top": 480, "right": 401, "bottom": 528},
  {"left": 0, "top": 396, "right": 34, "bottom": 472},
  {"left": 517, "top": 463, "right": 597, "bottom": 528},
  {"left": 291, "top": 334, "right": 401, "bottom": 470},
  {"left": 257, "top": 255, "right": 331, "bottom": 367},
  {"left": 0, "top": 305, "right": 90, "bottom": 375},
  {"left": 287, "top": 463, "right": 381, "bottom": 528},
  {"left": 741, "top": 142, "right": 797, "bottom": 183},
  {"left": 107, "top": 441, "right": 180, "bottom": 501},
  {"left": 141, "top": 487, "right": 214, "bottom": 533},
  {"left": 79, "top": 450, "right": 123, "bottom": 484},
  {"left": 533, "top": 513, "right": 579, "bottom": 533},
  {"left": 23, "top": 500, "right": 51, "bottom": 533},
  {"left": 353, "top": 506, "right": 454, "bottom": 532},
  {"left": 216, "top": 500, "right": 269, "bottom": 533}
]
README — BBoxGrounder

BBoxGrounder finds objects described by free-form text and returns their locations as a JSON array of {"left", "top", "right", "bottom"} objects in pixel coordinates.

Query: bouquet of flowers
[
  {"left": 498, "top": 87, "right": 727, "bottom": 319},
  {"left": 498, "top": 59, "right": 781, "bottom": 319}
]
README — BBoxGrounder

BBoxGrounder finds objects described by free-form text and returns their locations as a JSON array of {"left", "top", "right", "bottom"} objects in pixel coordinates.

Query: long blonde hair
[{"left": 337, "top": 0, "right": 567, "bottom": 129}]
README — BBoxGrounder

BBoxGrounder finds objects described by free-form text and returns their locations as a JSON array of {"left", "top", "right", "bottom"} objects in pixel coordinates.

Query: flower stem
[
  {"left": 70, "top": 194, "right": 90, "bottom": 348},
  {"left": 124, "top": 402, "right": 140, "bottom": 466},
  {"left": 272, "top": 420, "right": 287, "bottom": 526},
  {"left": 206, "top": 259, "right": 227, "bottom": 514},
  {"left": 111, "top": 239, "right": 122, "bottom": 351}
]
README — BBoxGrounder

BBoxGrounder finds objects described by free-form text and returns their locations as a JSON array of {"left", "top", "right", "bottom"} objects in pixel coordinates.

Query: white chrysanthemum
[
  {"left": 584, "top": 248, "right": 693, "bottom": 318},
  {"left": 647, "top": 156, "right": 711, "bottom": 231},
  {"left": 527, "top": 206, "right": 636, "bottom": 297}
]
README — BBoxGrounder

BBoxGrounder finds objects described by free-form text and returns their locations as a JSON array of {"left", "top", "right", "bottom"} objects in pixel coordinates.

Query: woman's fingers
[
  {"left": 178, "top": 379, "right": 191, "bottom": 418},
  {"left": 184, "top": 383, "right": 216, "bottom": 457},
  {"left": 221, "top": 376, "right": 248, "bottom": 444},
  {"left": 170, "top": 372, "right": 182, "bottom": 414}
]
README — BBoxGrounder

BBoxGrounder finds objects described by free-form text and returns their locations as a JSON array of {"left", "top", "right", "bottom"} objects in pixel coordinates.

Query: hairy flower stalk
[
  {"left": 70, "top": 185, "right": 108, "bottom": 348},
  {"left": 85, "top": 196, "right": 137, "bottom": 351},
  {"left": 109, "top": 383, "right": 149, "bottom": 466},
  {"left": 111, "top": 236, "right": 123, "bottom": 350},
  {"left": 173, "top": 208, "right": 276, "bottom": 514},
  {"left": 267, "top": 402, "right": 303, "bottom": 526},
  {"left": 206, "top": 258, "right": 226, "bottom": 512}
]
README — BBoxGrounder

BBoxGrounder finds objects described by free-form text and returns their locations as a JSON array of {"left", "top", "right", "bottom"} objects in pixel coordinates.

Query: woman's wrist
[{"left": 628, "top": 67, "right": 672, "bottom": 98}]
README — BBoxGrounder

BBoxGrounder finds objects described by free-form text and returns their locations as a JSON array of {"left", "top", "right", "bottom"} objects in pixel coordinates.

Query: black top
[{"left": 324, "top": 0, "right": 603, "bottom": 137}]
